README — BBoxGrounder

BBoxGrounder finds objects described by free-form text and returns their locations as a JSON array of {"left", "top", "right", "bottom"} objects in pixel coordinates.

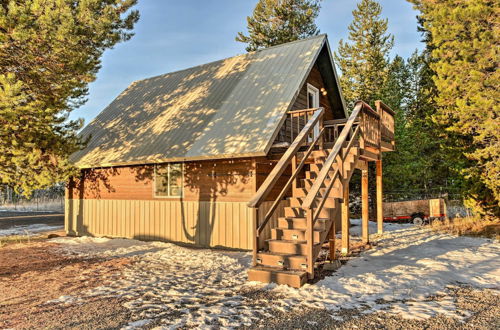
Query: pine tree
[
  {"left": 236, "top": 0, "right": 322, "bottom": 52},
  {"left": 409, "top": 0, "right": 499, "bottom": 216},
  {"left": 334, "top": 0, "right": 394, "bottom": 109},
  {"left": 0, "top": 0, "right": 139, "bottom": 196},
  {"left": 382, "top": 51, "right": 457, "bottom": 196}
]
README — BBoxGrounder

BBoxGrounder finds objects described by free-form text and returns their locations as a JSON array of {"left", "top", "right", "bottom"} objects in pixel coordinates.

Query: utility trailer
[{"left": 382, "top": 198, "right": 447, "bottom": 225}]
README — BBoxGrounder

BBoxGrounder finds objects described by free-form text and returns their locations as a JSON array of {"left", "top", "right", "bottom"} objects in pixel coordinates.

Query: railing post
[
  {"left": 375, "top": 101, "right": 382, "bottom": 149},
  {"left": 306, "top": 208, "right": 314, "bottom": 279},
  {"left": 319, "top": 112, "right": 324, "bottom": 150},
  {"left": 291, "top": 155, "right": 297, "bottom": 190},
  {"left": 252, "top": 207, "right": 259, "bottom": 266}
]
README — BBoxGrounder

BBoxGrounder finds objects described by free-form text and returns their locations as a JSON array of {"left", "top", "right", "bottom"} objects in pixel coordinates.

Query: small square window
[{"left": 154, "top": 163, "right": 183, "bottom": 197}]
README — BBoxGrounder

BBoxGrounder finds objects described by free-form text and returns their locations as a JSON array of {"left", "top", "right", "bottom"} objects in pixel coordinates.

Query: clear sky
[{"left": 71, "top": 0, "right": 423, "bottom": 124}]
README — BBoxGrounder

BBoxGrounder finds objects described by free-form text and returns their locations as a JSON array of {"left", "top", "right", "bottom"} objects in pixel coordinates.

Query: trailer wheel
[{"left": 413, "top": 217, "right": 423, "bottom": 226}]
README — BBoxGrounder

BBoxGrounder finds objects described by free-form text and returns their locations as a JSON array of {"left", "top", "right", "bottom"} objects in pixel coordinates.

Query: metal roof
[{"left": 71, "top": 35, "right": 336, "bottom": 168}]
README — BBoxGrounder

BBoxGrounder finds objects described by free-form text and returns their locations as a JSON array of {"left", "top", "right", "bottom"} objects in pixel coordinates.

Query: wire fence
[
  {"left": 349, "top": 187, "right": 471, "bottom": 219},
  {"left": 0, "top": 186, "right": 65, "bottom": 212}
]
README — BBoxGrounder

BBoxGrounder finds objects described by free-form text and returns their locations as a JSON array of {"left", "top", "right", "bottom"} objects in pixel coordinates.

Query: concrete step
[
  {"left": 267, "top": 239, "right": 320, "bottom": 254},
  {"left": 256, "top": 252, "right": 308, "bottom": 270},
  {"left": 277, "top": 216, "right": 329, "bottom": 230},
  {"left": 272, "top": 227, "right": 322, "bottom": 243},
  {"left": 248, "top": 267, "right": 307, "bottom": 288}
]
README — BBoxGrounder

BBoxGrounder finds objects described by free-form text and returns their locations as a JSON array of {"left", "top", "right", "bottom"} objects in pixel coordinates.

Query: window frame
[
  {"left": 153, "top": 163, "right": 184, "bottom": 198},
  {"left": 306, "top": 83, "right": 320, "bottom": 141},
  {"left": 306, "top": 83, "right": 320, "bottom": 108}
]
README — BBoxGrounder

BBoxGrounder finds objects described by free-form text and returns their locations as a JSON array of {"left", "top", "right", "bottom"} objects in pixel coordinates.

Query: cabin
[{"left": 66, "top": 34, "right": 395, "bottom": 287}]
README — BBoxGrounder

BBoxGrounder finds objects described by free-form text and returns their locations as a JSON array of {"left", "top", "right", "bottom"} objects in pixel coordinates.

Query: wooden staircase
[{"left": 247, "top": 101, "right": 395, "bottom": 287}]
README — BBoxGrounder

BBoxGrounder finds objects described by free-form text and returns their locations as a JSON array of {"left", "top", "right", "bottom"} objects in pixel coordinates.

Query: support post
[
  {"left": 306, "top": 208, "right": 314, "bottom": 279},
  {"left": 362, "top": 164, "right": 369, "bottom": 243},
  {"left": 329, "top": 213, "right": 336, "bottom": 261},
  {"left": 341, "top": 182, "right": 350, "bottom": 255},
  {"left": 252, "top": 208, "right": 258, "bottom": 266},
  {"left": 376, "top": 159, "right": 383, "bottom": 234}
]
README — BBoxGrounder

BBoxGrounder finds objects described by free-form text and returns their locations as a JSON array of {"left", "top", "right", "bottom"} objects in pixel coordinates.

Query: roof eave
[{"left": 74, "top": 151, "right": 269, "bottom": 169}]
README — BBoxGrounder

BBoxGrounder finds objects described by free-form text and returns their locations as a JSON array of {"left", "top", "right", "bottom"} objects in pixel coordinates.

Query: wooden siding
[
  {"left": 255, "top": 158, "right": 293, "bottom": 201},
  {"left": 65, "top": 199, "right": 288, "bottom": 250},
  {"left": 275, "top": 64, "right": 335, "bottom": 143},
  {"left": 67, "top": 158, "right": 255, "bottom": 202},
  {"left": 292, "top": 65, "right": 334, "bottom": 119}
]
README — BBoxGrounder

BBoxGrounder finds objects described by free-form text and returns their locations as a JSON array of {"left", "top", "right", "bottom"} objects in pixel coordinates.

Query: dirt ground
[
  {"left": 247, "top": 286, "right": 500, "bottom": 330},
  {"left": 1, "top": 235, "right": 498, "bottom": 329},
  {"left": 0, "top": 241, "right": 132, "bottom": 329}
]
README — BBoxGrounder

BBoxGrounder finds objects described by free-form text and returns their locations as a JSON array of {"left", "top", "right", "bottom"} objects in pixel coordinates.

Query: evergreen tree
[
  {"left": 409, "top": 0, "right": 499, "bottom": 216},
  {"left": 236, "top": 0, "right": 322, "bottom": 52},
  {"left": 334, "top": 0, "right": 394, "bottom": 109},
  {"left": 0, "top": 0, "right": 139, "bottom": 196},
  {"left": 382, "top": 51, "right": 457, "bottom": 196}
]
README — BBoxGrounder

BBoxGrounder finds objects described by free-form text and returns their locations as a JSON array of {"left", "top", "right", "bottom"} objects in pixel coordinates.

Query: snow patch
[{"left": 49, "top": 222, "right": 500, "bottom": 327}]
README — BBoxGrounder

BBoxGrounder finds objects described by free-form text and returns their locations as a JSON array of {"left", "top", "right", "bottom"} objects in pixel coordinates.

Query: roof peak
[
  {"left": 251, "top": 33, "right": 326, "bottom": 53},
  {"left": 133, "top": 34, "right": 328, "bottom": 85}
]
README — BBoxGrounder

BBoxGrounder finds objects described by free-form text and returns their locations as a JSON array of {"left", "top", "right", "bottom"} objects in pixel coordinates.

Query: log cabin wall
[{"left": 65, "top": 157, "right": 287, "bottom": 250}]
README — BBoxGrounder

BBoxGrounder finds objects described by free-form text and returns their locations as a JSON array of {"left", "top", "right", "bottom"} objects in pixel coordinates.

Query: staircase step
[
  {"left": 301, "top": 179, "right": 343, "bottom": 198},
  {"left": 284, "top": 206, "right": 332, "bottom": 218},
  {"left": 311, "top": 149, "right": 329, "bottom": 158},
  {"left": 309, "top": 163, "right": 341, "bottom": 174},
  {"left": 256, "top": 252, "right": 308, "bottom": 270},
  {"left": 288, "top": 197, "right": 340, "bottom": 208},
  {"left": 272, "top": 228, "right": 322, "bottom": 243},
  {"left": 267, "top": 239, "right": 320, "bottom": 254},
  {"left": 248, "top": 267, "right": 307, "bottom": 288},
  {"left": 277, "top": 216, "right": 329, "bottom": 230}
]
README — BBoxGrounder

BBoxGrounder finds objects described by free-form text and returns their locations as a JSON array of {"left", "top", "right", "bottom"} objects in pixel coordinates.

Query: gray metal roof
[{"left": 71, "top": 35, "right": 333, "bottom": 168}]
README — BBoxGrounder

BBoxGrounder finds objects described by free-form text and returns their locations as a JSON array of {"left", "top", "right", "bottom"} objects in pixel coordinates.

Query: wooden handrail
[
  {"left": 257, "top": 127, "right": 326, "bottom": 236},
  {"left": 248, "top": 107, "right": 324, "bottom": 208},
  {"left": 324, "top": 118, "right": 348, "bottom": 126},
  {"left": 375, "top": 100, "right": 395, "bottom": 116},
  {"left": 311, "top": 125, "right": 360, "bottom": 222},
  {"left": 302, "top": 101, "right": 365, "bottom": 209},
  {"left": 287, "top": 108, "right": 320, "bottom": 115}
]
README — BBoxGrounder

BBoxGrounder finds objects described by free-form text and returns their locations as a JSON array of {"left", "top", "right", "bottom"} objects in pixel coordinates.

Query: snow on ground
[
  {"left": 50, "top": 221, "right": 500, "bottom": 327},
  {"left": 0, "top": 223, "right": 64, "bottom": 237}
]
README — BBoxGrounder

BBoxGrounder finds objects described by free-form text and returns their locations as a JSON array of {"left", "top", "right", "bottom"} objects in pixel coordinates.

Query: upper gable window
[
  {"left": 154, "top": 163, "right": 183, "bottom": 197},
  {"left": 307, "top": 83, "right": 320, "bottom": 108}
]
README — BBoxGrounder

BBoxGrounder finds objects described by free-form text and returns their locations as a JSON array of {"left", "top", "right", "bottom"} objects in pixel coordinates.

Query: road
[{"left": 0, "top": 211, "right": 64, "bottom": 231}]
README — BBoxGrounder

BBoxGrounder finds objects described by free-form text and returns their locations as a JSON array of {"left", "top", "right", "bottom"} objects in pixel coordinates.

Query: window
[{"left": 154, "top": 163, "right": 183, "bottom": 197}]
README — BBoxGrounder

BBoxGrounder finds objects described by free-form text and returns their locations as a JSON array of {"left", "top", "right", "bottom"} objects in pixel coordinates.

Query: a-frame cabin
[{"left": 66, "top": 34, "right": 395, "bottom": 287}]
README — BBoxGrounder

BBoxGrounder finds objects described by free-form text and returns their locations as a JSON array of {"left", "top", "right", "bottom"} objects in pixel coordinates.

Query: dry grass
[
  {"left": 431, "top": 216, "right": 500, "bottom": 240},
  {"left": 0, "top": 230, "right": 63, "bottom": 247}
]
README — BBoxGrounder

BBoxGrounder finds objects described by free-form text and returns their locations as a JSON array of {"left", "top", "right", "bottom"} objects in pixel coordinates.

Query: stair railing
[
  {"left": 301, "top": 101, "right": 376, "bottom": 278},
  {"left": 248, "top": 107, "right": 324, "bottom": 266}
]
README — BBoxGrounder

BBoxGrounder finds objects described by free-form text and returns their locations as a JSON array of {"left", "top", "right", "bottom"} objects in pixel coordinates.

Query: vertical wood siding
[{"left": 65, "top": 199, "right": 288, "bottom": 250}]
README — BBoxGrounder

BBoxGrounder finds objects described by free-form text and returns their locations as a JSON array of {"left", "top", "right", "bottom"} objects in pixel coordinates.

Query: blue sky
[{"left": 71, "top": 0, "right": 423, "bottom": 124}]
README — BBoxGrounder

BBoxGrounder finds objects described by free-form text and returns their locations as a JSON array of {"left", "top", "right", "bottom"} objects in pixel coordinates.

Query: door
[{"left": 307, "top": 83, "right": 320, "bottom": 141}]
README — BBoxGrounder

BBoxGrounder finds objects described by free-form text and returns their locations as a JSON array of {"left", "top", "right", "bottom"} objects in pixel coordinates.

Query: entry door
[{"left": 307, "top": 83, "right": 320, "bottom": 141}]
